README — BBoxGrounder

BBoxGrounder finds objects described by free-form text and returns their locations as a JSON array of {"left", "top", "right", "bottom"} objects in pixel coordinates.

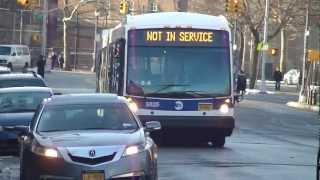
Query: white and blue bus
[{"left": 97, "top": 12, "right": 235, "bottom": 147}]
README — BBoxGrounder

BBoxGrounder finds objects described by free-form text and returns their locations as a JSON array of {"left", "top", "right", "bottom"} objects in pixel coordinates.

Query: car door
[
  {"left": 15, "top": 47, "right": 24, "bottom": 68},
  {"left": 8, "top": 47, "right": 18, "bottom": 68}
]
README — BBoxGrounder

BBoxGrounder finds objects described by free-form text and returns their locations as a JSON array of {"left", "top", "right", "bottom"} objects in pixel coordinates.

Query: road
[{"left": 0, "top": 71, "right": 319, "bottom": 180}]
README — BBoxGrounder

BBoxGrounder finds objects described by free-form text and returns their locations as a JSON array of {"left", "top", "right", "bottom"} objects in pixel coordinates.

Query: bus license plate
[
  {"left": 82, "top": 172, "right": 104, "bottom": 180},
  {"left": 198, "top": 103, "right": 213, "bottom": 111}
]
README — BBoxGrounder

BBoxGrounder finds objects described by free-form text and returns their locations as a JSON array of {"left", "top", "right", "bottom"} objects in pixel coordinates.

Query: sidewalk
[
  {"left": 286, "top": 101, "right": 319, "bottom": 112},
  {"left": 27, "top": 67, "right": 94, "bottom": 75}
]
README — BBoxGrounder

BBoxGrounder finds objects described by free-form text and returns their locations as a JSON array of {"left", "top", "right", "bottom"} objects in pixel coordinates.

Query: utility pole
[
  {"left": 19, "top": 10, "right": 23, "bottom": 44},
  {"left": 92, "top": 0, "right": 100, "bottom": 72},
  {"left": 299, "top": 1, "right": 310, "bottom": 103},
  {"left": 260, "top": 0, "right": 270, "bottom": 93},
  {"left": 41, "top": 0, "right": 48, "bottom": 57}
]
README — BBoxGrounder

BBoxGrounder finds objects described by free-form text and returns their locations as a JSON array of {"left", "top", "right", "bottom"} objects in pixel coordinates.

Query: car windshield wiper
[
  {"left": 0, "top": 108, "right": 36, "bottom": 113},
  {"left": 147, "top": 83, "right": 191, "bottom": 95}
]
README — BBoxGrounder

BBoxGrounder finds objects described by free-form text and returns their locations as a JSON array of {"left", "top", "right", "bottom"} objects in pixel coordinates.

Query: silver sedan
[{"left": 14, "top": 94, "right": 160, "bottom": 180}]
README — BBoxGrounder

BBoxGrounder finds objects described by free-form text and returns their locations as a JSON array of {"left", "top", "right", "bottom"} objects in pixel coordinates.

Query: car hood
[
  {"left": 37, "top": 129, "right": 144, "bottom": 148},
  {"left": 0, "top": 55, "right": 9, "bottom": 60},
  {"left": 0, "top": 112, "right": 34, "bottom": 126}
]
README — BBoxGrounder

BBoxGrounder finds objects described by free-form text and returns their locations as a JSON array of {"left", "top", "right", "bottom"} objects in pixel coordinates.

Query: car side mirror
[
  {"left": 145, "top": 121, "right": 161, "bottom": 132},
  {"left": 1, "top": 125, "right": 29, "bottom": 135},
  {"left": 54, "top": 92, "right": 62, "bottom": 95},
  {"left": 11, "top": 53, "right": 16, "bottom": 56}
]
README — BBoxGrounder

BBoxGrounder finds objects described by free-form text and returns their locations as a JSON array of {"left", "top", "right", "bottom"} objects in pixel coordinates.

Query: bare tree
[{"left": 239, "top": 0, "right": 303, "bottom": 88}]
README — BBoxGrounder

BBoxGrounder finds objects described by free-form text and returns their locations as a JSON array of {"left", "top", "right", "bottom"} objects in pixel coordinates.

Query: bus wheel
[{"left": 212, "top": 137, "right": 225, "bottom": 148}]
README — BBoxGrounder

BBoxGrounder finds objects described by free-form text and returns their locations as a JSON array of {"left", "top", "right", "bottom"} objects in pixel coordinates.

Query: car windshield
[
  {"left": 0, "top": 79, "right": 46, "bottom": 88},
  {"left": 37, "top": 103, "right": 139, "bottom": 132},
  {"left": 0, "top": 46, "right": 11, "bottom": 55},
  {"left": 0, "top": 91, "right": 51, "bottom": 113}
]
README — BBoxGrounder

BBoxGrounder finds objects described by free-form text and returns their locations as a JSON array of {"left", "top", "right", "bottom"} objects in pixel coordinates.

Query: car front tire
[{"left": 212, "top": 137, "right": 226, "bottom": 148}]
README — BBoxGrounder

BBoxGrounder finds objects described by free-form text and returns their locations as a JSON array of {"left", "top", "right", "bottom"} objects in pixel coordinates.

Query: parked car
[
  {"left": 0, "top": 44, "right": 31, "bottom": 71},
  {"left": 8, "top": 94, "right": 160, "bottom": 180},
  {"left": 0, "top": 72, "right": 47, "bottom": 88},
  {"left": 283, "top": 69, "right": 300, "bottom": 85},
  {"left": 0, "top": 87, "right": 53, "bottom": 153},
  {"left": 0, "top": 66, "right": 11, "bottom": 74}
]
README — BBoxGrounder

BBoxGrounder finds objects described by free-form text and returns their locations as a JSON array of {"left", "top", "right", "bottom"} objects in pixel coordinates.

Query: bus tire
[{"left": 212, "top": 137, "right": 225, "bottom": 148}]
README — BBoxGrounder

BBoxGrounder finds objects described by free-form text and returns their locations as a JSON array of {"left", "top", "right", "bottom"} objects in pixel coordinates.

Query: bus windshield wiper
[{"left": 148, "top": 83, "right": 190, "bottom": 94}]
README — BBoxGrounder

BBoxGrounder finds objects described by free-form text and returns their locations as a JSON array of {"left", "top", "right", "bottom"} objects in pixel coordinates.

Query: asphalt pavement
[{"left": 0, "top": 71, "right": 319, "bottom": 180}]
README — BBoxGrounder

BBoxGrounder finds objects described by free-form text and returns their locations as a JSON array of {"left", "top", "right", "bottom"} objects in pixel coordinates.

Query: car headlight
[
  {"left": 126, "top": 97, "right": 139, "bottom": 113},
  {"left": 219, "top": 104, "right": 229, "bottom": 114},
  {"left": 123, "top": 145, "right": 145, "bottom": 157},
  {"left": 31, "top": 144, "right": 59, "bottom": 158},
  {"left": 128, "top": 102, "right": 138, "bottom": 113}
]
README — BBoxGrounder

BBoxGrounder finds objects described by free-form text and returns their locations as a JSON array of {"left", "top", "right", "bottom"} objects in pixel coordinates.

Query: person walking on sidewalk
[
  {"left": 237, "top": 70, "right": 247, "bottom": 96},
  {"left": 273, "top": 68, "right": 283, "bottom": 91},
  {"left": 58, "top": 53, "right": 64, "bottom": 70},
  {"left": 37, "top": 55, "right": 46, "bottom": 78},
  {"left": 50, "top": 51, "right": 57, "bottom": 70}
]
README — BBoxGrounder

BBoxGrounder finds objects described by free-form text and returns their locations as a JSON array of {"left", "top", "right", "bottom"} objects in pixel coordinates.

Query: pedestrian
[
  {"left": 22, "top": 62, "right": 29, "bottom": 73},
  {"left": 58, "top": 53, "right": 64, "bottom": 70},
  {"left": 37, "top": 55, "right": 46, "bottom": 78},
  {"left": 297, "top": 71, "right": 302, "bottom": 91},
  {"left": 51, "top": 51, "right": 57, "bottom": 70},
  {"left": 273, "top": 67, "right": 283, "bottom": 91},
  {"left": 237, "top": 70, "right": 247, "bottom": 96}
]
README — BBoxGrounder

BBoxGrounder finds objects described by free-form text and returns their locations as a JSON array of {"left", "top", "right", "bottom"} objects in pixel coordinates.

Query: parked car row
[{"left": 0, "top": 71, "right": 160, "bottom": 180}]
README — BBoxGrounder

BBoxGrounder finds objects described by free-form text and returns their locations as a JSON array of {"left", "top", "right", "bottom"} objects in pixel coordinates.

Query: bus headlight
[
  {"left": 219, "top": 104, "right": 229, "bottom": 114},
  {"left": 129, "top": 102, "right": 138, "bottom": 112}
]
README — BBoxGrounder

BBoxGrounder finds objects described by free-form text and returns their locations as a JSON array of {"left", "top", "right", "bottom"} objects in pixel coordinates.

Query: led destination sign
[
  {"left": 146, "top": 31, "right": 214, "bottom": 43},
  {"left": 128, "top": 29, "right": 229, "bottom": 47}
]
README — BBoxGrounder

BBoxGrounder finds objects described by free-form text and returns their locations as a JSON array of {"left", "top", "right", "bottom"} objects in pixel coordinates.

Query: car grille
[
  {"left": 0, "top": 59, "right": 7, "bottom": 64},
  {"left": 69, "top": 152, "right": 116, "bottom": 165}
]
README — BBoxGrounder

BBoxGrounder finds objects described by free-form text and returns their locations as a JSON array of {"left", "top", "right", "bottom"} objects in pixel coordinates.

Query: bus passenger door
[{"left": 108, "top": 39, "right": 125, "bottom": 95}]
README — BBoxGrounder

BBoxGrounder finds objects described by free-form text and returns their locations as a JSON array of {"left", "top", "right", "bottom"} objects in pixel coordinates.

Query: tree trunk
[
  {"left": 249, "top": 38, "right": 259, "bottom": 89},
  {"left": 279, "top": 28, "right": 287, "bottom": 73},
  {"left": 63, "top": 0, "right": 71, "bottom": 71},
  {"left": 249, "top": 33, "right": 254, "bottom": 77},
  {"left": 241, "top": 29, "right": 247, "bottom": 71},
  {"left": 63, "top": 20, "right": 71, "bottom": 70},
  {"left": 238, "top": 30, "right": 245, "bottom": 71}
]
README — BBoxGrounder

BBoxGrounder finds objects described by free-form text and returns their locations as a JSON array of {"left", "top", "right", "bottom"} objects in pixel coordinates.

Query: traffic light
[
  {"left": 17, "top": 0, "right": 30, "bottom": 7},
  {"left": 225, "top": 0, "right": 240, "bottom": 13},
  {"left": 120, "top": 0, "right": 129, "bottom": 15},
  {"left": 307, "top": 49, "right": 320, "bottom": 62},
  {"left": 268, "top": 48, "right": 278, "bottom": 56}
]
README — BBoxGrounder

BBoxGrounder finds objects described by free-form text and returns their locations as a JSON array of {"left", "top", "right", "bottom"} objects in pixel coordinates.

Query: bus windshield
[
  {"left": 127, "top": 46, "right": 230, "bottom": 97},
  {"left": 126, "top": 29, "right": 231, "bottom": 98}
]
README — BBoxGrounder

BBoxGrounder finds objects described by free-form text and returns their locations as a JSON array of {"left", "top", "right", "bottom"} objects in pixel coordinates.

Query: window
[
  {"left": 0, "top": 47, "right": 11, "bottom": 55},
  {"left": 37, "top": 103, "right": 138, "bottom": 132},
  {"left": 16, "top": 47, "right": 23, "bottom": 56},
  {"left": 22, "top": 47, "right": 30, "bottom": 55}
]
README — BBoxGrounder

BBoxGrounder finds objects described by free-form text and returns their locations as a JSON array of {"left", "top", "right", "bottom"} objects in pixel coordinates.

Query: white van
[{"left": 0, "top": 45, "right": 31, "bottom": 71}]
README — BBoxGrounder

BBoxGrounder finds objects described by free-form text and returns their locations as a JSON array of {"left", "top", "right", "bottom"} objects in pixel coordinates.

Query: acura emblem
[{"left": 89, "top": 149, "right": 96, "bottom": 158}]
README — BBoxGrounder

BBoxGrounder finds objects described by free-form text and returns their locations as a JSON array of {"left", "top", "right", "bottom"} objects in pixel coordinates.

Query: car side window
[
  {"left": 16, "top": 48, "right": 22, "bottom": 56},
  {"left": 22, "top": 47, "right": 30, "bottom": 55}
]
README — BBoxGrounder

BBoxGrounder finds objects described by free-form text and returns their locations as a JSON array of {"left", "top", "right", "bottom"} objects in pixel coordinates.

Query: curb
[
  {"left": 50, "top": 69, "right": 95, "bottom": 75},
  {"left": 286, "top": 101, "right": 319, "bottom": 112}
]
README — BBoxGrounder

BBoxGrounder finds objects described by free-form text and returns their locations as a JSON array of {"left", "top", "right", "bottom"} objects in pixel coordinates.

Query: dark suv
[{"left": 0, "top": 72, "right": 47, "bottom": 88}]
